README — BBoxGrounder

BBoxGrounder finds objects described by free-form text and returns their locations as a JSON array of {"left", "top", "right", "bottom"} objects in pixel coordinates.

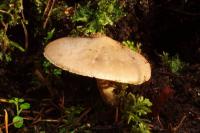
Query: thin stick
[
  {"left": 43, "top": 0, "right": 56, "bottom": 29},
  {"left": 0, "top": 10, "right": 14, "bottom": 20},
  {"left": 4, "top": 110, "right": 8, "bottom": 133},
  {"left": 76, "top": 107, "right": 92, "bottom": 123},
  {"left": 0, "top": 98, "right": 8, "bottom": 103},
  {"left": 20, "top": 0, "right": 29, "bottom": 50},
  {"left": 43, "top": 0, "right": 52, "bottom": 17},
  {"left": 172, "top": 115, "right": 187, "bottom": 132},
  {"left": 156, "top": 115, "right": 164, "bottom": 129},
  {"left": 21, "top": 20, "right": 28, "bottom": 50},
  {"left": 0, "top": 10, "right": 9, "bottom": 14},
  {"left": 24, "top": 117, "right": 60, "bottom": 123}
]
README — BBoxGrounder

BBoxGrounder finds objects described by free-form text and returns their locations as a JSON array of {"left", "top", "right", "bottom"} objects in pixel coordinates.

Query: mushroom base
[{"left": 96, "top": 79, "right": 118, "bottom": 106}]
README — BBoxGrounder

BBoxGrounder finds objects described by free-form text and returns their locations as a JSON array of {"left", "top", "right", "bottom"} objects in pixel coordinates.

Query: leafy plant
[
  {"left": 44, "top": 28, "right": 55, "bottom": 43},
  {"left": 0, "top": 0, "right": 27, "bottom": 62},
  {"left": 60, "top": 105, "right": 91, "bottom": 132},
  {"left": 120, "top": 92, "right": 152, "bottom": 133},
  {"left": 160, "top": 51, "right": 185, "bottom": 74},
  {"left": 33, "top": 0, "right": 48, "bottom": 14},
  {"left": 42, "top": 60, "right": 62, "bottom": 77},
  {"left": 64, "top": 106, "right": 84, "bottom": 125},
  {"left": 72, "top": 0, "right": 125, "bottom": 35},
  {"left": 122, "top": 40, "right": 142, "bottom": 53},
  {"left": 8, "top": 98, "right": 30, "bottom": 128}
]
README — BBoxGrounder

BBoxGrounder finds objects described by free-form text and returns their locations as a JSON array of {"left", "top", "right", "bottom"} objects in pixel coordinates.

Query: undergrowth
[
  {"left": 0, "top": 0, "right": 153, "bottom": 132},
  {"left": 0, "top": 0, "right": 26, "bottom": 62},
  {"left": 9, "top": 98, "right": 30, "bottom": 128},
  {"left": 118, "top": 89, "right": 152, "bottom": 133},
  {"left": 160, "top": 51, "right": 185, "bottom": 74},
  {"left": 122, "top": 40, "right": 142, "bottom": 53},
  {"left": 71, "top": 0, "right": 125, "bottom": 35}
]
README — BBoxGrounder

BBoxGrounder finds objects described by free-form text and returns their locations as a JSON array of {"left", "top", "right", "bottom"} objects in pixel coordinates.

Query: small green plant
[
  {"left": 42, "top": 29, "right": 62, "bottom": 77},
  {"left": 42, "top": 60, "right": 62, "bottom": 77},
  {"left": 0, "top": 0, "right": 27, "bottom": 62},
  {"left": 33, "top": 0, "right": 48, "bottom": 14},
  {"left": 60, "top": 105, "right": 90, "bottom": 132},
  {"left": 44, "top": 28, "right": 55, "bottom": 43},
  {"left": 72, "top": 0, "right": 125, "bottom": 35},
  {"left": 120, "top": 92, "right": 152, "bottom": 133},
  {"left": 64, "top": 105, "right": 84, "bottom": 125},
  {"left": 8, "top": 98, "right": 30, "bottom": 128},
  {"left": 160, "top": 51, "right": 185, "bottom": 74},
  {"left": 122, "top": 40, "right": 142, "bottom": 53}
]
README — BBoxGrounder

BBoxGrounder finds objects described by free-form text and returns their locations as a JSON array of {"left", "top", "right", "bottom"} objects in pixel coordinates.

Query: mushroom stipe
[{"left": 44, "top": 35, "right": 151, "bottom": 105}]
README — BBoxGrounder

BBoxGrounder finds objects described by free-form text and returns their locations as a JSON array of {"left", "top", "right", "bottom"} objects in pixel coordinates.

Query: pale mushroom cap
[{"left": 44, "top": 36, "right": 151, "bottom": 84}]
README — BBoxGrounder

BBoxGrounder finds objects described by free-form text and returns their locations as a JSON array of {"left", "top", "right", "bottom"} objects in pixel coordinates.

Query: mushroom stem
[{"left": 96, "top": 79, "right": 118, "bottom": 106}]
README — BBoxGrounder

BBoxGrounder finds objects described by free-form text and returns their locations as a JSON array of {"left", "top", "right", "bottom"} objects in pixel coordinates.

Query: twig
[
  {"left": 20, "top": 0, "right": 29, "bottom": 50},
  {"left": 0, "top": 10, "right": 14, "bottom": 20},
  {"left": 24, "top": 117, "right": 60, "bottom": 123},
  {"left": 171, "top": 115, "right": 187, "bottom": 133},
  {"left": 43, "top": 0, "right": 52, "bottom": 17},
  {"left": 43, "top": 0, "right": 56, "bottom": 29},
  {"left": 0, "top": 98, "right": 8, "bottom": 103},
  {"left": 31, "top": 107, "right": 46, "bottom": 125},
  {"left": 4, "top": 110, "right": 8, "bottom": 133},
  {"left": 76, "top": 107, "right": 92, "bottom": 123},
  {"left": 156, "top": 115, "right": 164, "bottom": 129},
  {"left": 37, "top": 119, "right": 60, "bottom": 123},
  {"left": 0, "top": 10, "right": 9, "bottom": 14},
  {"left": 21, "top": 20, "right": 28, "bottom": 50},
  {"left": 175, "top": 115, "right": 187, "bottom": 129},
  {"left": 0, "top": 20, "right": 8, "bottom": 32}
]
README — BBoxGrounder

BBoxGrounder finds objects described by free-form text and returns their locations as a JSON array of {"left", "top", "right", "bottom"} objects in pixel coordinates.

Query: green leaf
[
  {"left": 53, "top": 68, "right": 62, "bottom": 76},
  {"left": 121, "top": 93, "right": 152, "bottom": 132},
  {"left": 9, "top": 40, "right": 25, "bottom": 52},
  {"left": 160, "top": 52, "right": 185, "bottom": 74},
  {"left": 14, "top": 97, "right": 19, "bottom": 102},
  {"left": 8, "top": 99, "right": 16, "bottom": 104},
  {"left": 72, "top": 3, "right": 92, "bottom": 23},
  {"left": 143, "top": 99, "right": 152, "bottom": 107},
  {"left": 13, "top": 116, "right": 24, "bottom": 128},
  {"left": 71, "top": 0, "right": 124, "bottom": 34},
  {"left": 20, "top": 102, "right": 30, "bottom": 110},
  {"left": 18, "top": 98, "right": 24, "bottom": 103},
  {"left": 44, "top": 28, "right": 55, "bottom": 43},
  {"left": 43, "top": 60, "right": 51, "bottom": 68},
  {"left": 128, "top": 115, "right": 134, "bottom": 124}
]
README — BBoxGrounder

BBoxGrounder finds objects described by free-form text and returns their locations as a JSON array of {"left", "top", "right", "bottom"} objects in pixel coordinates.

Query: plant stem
[{"left": 15, "top": 103, "right": 20, "bottom": 116}]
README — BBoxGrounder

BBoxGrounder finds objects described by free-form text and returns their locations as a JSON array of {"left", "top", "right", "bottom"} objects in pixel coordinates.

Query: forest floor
[{"left": 0, "top": 0, "right": 200, "bottom": 133}]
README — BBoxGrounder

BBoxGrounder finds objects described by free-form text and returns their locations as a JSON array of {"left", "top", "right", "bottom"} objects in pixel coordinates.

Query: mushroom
[{"left": 43, "top": 36, "right": 151, "bottom": 106}]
